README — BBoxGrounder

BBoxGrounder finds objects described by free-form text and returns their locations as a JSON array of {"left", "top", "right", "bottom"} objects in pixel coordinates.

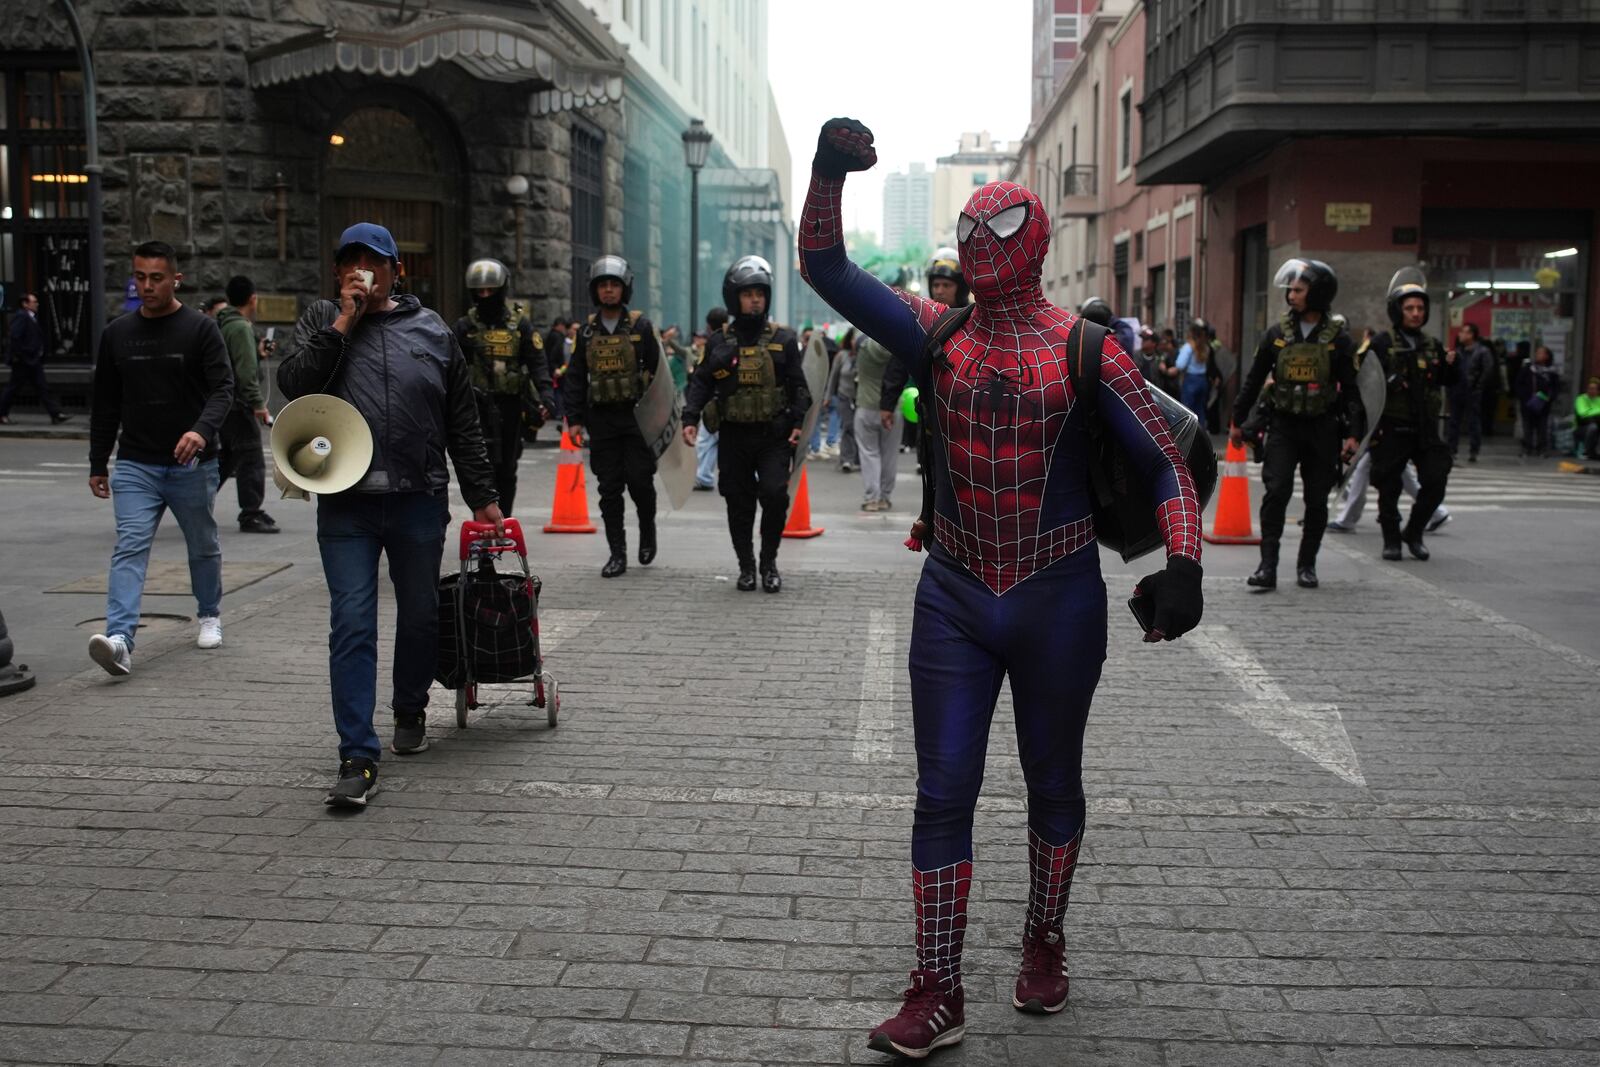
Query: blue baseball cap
[{"left": 335, "top": 222, "right": 399, "bottom": 261}]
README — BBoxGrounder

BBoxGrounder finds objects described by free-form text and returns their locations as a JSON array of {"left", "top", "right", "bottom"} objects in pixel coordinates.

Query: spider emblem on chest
[{"left": 945, "top": 351, "right": 1044, "bottom": 426}]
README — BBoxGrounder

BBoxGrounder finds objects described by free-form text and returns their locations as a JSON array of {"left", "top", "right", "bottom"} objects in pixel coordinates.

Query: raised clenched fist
[{"left": 813, "top": 118, "right": 877, "bottom": 179}]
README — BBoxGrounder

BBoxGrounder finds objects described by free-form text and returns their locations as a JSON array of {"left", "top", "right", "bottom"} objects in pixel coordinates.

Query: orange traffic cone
[
  {"left": 542, "top": 431, "right": 597, "bottom": 534},
  {"left": 781, "top": 467, "right": 824, "bottom": 539},
  {"left": 1202, "top": 439, "right": 1260, "bottom": 545}
]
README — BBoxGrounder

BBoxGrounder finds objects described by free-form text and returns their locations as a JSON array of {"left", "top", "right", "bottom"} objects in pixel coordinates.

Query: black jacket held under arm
[{"left": 276, "top": 295, "right": 498, "bottom": 509}]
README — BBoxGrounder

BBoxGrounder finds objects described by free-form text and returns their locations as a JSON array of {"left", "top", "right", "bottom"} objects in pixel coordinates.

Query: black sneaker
[
  {"left": 392, "top": 713, "right": 429, "bottom": 755},
  {"left": 50, "top": 413, "right": 73, "bottom": 424},
  {"left": 239, "top": 513, "right": 280, "bottom": 534},
  {"left": 325, "top": 758, "right": 379, "bottom": 808}
]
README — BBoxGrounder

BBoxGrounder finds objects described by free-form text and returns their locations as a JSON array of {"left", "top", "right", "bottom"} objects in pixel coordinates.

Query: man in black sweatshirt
[{"left": 86, "top": 241, "right": 235, "bottom": 678}]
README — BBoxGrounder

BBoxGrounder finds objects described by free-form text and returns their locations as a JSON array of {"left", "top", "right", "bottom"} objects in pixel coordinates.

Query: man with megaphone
[{"left": 278, "top": 222, "right": 503, "bottom": 809}]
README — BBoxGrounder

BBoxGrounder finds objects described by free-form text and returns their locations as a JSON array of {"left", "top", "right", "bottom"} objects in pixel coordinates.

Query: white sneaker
[
  {"left": 197, "top": 616, "right": 223, "bottom": 649},
  {"left": 88, "top": 634, "right": 132, "bottom": 677}
]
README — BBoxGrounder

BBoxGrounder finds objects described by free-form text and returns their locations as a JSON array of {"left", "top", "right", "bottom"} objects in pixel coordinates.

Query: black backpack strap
[
  {"left": 905, "top": 305, "right": 975, "bottom": 552},
  {"left": 1068, "top": 317, "right": 1115, "bottom": 510}
]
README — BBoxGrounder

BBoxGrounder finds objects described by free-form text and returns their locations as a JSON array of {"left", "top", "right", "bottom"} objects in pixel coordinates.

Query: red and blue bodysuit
[{"left": 798, "top": 120, "right": 1203, "bottom": 1055}]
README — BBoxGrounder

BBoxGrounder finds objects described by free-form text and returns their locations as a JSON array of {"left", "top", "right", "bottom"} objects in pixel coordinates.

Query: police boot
[
  {"left": 1380, "top": 521, "right": 1403, "bottom": 561},
  {"left": 602, "top": 531, "right": 628, "bottom": 579},
  {"left": 1402, "top": 529, "right": 1430, "bottom": 561},
  {"left": 638, "top": 520, "right": 657, "bottom": 566},
  {"left": 1246, "top": 550, "right": 1277, "bottom": 591},
  {"left": 759, "top": 557, "right": 782, "bottom": 595},
  {"left": 1295, "top": 546, "right": 1319, "bottom": 588},
  {"left": 736, "top": 561, "right": 758, "bottom": 592}
]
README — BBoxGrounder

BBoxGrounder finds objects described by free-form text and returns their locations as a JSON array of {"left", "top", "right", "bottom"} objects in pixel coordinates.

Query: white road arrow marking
[
  {"left": 853, "top": 608, "right": 898, "bottom": 763},
  {"left": 1187, "top": 624, "right": 1367, "bottom": 787}
]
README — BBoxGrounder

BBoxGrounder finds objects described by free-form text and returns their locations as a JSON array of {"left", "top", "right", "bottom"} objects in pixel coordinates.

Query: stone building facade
[{"left": 3, "top": 0, "right": 628, "bottom": 392}]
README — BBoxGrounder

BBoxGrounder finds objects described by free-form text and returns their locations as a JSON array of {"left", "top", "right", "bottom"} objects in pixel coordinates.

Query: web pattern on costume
[
  {"left": 1024, "top": 825, "right": 1083, "bottom": 939},
  {"left": 799, "top": 176, "right": 1201, "bottom": 595},
  {"left": 912, "top": 860, "right": 972, "bottom": 995}
]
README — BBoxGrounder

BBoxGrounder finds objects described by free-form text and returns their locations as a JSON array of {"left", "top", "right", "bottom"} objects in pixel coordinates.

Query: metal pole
[
  {"left": 55, "top": 0, "right": 103, "bottom": 361},
  {"left": 689, "top": 168, "right": 700, "bottom": 330}
]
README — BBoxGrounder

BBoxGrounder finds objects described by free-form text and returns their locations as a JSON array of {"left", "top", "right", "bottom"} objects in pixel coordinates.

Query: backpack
[{"left": 908, "top": 305, "right": 1216, "bottom": 562}]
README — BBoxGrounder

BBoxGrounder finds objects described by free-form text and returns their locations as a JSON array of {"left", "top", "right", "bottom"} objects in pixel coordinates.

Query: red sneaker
[
  {"left": 867, "top": 970, "right": 965, "bottom": 1059},
  {"left": 1013, "top": 928, "right": 1070, "bottom": 1013}
]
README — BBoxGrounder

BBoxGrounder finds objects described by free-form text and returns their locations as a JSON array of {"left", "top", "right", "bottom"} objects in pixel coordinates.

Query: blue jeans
[
  {"left": 808, "top": 396, "right": 841, "bottom": 451},
  {"left": 316, "top": 491, "right": 449, "bottom": 762},
  {"left": 695, "top": 420, "right": 719, "bottom": 488},
  {"left": 107, "top": 458, "right": 222, "bottom": 650}
]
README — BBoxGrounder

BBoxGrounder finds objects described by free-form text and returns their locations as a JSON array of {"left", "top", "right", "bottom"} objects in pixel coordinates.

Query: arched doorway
[{"left": 322, "top": 102, "right": 463, "bottom": 320}]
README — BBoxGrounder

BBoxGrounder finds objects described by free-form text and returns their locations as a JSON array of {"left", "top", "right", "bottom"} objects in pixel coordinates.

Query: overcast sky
[{"left": 767, "top": 1, "right": 1032, "bottom": 241}]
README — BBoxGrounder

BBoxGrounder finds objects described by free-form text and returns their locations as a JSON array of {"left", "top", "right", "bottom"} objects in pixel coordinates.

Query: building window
[
  {"left": 1, "top": 60, "right": 91, "bottom": 360},
  {"left": 1240, "top": 223, "right": 1270, "bottom": 347},
  {"left": 1054, "top": 14, "right": 1079, "bottom": 44},
  {"left": 1148, "top": 264, "right": 1166, "bottom": 326},
  {"left": 570, "top": 122, "right": 605, "bottom": 314},
  {"left": 1118, "top": 88, "right": 1133, "bottom": 174},
  {"left": 1134, "top": 230, "right": 1144, "bottom": 262}
]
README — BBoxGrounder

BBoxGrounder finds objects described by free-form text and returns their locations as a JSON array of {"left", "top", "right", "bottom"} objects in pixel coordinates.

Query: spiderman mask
[{"left": 956, "top": 182, "right": 1050, "bottom": 311}]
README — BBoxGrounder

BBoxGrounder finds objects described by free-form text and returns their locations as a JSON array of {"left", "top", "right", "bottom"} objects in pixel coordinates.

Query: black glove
[
  {"left": 1134, "top": 556, "right": 1203, "bottom": 642},
  {"left": 813, "top": 118, "right": 877, "bottom": 179}
]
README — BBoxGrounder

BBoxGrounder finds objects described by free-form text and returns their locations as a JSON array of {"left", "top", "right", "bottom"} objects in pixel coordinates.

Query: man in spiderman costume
[{"left": 799, "top": 119, "right": 1205, "bottom": 1059}]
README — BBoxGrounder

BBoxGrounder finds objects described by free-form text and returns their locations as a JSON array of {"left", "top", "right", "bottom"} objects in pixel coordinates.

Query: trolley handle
[{"left": 460, "top": 517, "right": 527, "bottom": 560}]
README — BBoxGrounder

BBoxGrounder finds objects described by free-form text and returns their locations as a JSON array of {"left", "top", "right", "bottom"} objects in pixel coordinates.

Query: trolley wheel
[
  {"left": 543, "top": 672, "right": 559, "bottom": 728},
  {"left": 456, "top": 686, "right": 470, "bottom": 729}
]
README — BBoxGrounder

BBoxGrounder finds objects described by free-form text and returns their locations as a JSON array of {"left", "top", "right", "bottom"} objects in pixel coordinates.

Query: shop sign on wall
[{"left": 1324, "top": 202, "right": 1371, "bottom": 233}]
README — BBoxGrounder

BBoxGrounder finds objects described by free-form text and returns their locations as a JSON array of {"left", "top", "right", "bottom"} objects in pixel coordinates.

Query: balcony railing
[{"left": 1061, "top": 164, "right": 1097, "bottom": 198}]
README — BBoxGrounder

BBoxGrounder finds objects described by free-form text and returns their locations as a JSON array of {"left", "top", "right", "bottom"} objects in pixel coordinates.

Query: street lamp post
[
  {"left": 681, "top": 119, "right": 713, "bottom": 330},
  {"left": 55, "top": 0, "right": 102, "bottom": 361}
]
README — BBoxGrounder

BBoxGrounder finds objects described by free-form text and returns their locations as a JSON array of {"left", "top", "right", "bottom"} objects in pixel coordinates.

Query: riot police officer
[
  {"left": 882, "top": 249, "right": 969, "bottom": 417},
  {"left": 1231, "top": 258, "right": 1363, "bottom": 590},
  {"left": 562, "top": 256, "right": 662, "bottom": 578},
  {"left": 1368, "top": 268, "right": 1457, "bottom": 562},
  {"left": 453, "top": 258, "right": 556, "bottom": 516},
  {"left": 681, "top": 255, "right": 811, "bottom": 593}
]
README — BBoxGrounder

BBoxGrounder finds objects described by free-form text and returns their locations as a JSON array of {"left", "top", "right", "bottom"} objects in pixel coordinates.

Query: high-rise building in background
[
  {"left": 933, "top": 133, "right": 1022, "bottom": 248},
  {"left": 1032, "top": 0, "right": 1103, "bottom": 121},
  {"left": 883, "top": 164, "right": 934, "bottom": 255}
]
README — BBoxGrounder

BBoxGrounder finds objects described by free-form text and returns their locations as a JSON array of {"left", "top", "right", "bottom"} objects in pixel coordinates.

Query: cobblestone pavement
[{"left": 2, "top": 462, "right": 1599, "bottom": 1065}]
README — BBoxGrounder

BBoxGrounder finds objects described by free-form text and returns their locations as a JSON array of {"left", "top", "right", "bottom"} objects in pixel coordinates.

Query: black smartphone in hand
[{"left": 1128, "top": 592, "right": 1156, "bottom": 635}]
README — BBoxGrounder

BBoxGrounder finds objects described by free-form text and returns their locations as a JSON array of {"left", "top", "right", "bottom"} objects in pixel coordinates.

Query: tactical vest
[
  {"left": 720, "top": 323, "right": 785, "bottom": 424},
  {"left": 1270, "top": 312, "right": 1341, "bottom": 417},
  {"left": 464, "top": 304, "right": 536, "bottom": 396},
  {"left": 1380, "top": 330, "right": 1446, "bottom": 425},
  {"left": 585, "top": 309, "right": 644, "bottom": 405}
]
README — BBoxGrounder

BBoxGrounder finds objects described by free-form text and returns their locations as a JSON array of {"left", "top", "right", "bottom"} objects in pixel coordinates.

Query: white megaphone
[{"left": 269, "top": 394, "right": 374, "bottom": 500}]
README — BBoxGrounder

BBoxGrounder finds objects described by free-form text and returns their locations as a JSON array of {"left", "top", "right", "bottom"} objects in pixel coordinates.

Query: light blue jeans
[
  {"left": 695, "top": 420, "right": 719, "bottom": 488},
  {"left": 107, "top": 458, "right": 222, "bottom": 649}
]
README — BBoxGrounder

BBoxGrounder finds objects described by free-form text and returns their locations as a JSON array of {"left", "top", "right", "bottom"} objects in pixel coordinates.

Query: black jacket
[
  {"left": 561, "top": 307, "right": 661, "bottom": 435},
  {"left": 1232, "top": 314, "right": 1364, "bottom": 438},
  {"left": 277, "top": 295, "right": 498, "bottom": 509},
  {"left": 683, "top": 319, "right": 811, "bottom": 434},
  {"left": 8, "top": 309, "right": 44, "bottom": 365}
]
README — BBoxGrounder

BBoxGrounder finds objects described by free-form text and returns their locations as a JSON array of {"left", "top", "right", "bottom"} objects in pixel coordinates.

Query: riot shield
[
  {"left": 634, "top": 351, "right": 697, "bottom": 510},
  {"left": 1340, "top": 345, "right": 1388, "bottom": 489},
  {"left": 788, "top": 331, "right": 832, "bottom": 496}
]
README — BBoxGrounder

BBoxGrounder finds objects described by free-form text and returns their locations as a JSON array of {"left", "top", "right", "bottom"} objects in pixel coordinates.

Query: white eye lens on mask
[
  {"left": 986, "top": 204, "right": 1028, "bottom": 239},
  {"left": 956, "top": 213, "right": 978, "bottom": 243}
]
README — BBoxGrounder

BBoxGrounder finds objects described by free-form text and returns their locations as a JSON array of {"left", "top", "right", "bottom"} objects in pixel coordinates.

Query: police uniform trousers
[
  {"left": 477, "top": 393, "right": 526, "bottom": 516},
  {"left": 587, "top": 405, "right": 656, "bottom": 552},
  {"left": 717, "top": 420, "right": 792, "bottom": 566},
  {"left": 1370, "top": 418, "right": 1451, "bottom": 545},
  {"left": 1260, "top": 413, "right": 1341, "bottom": 568}
]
